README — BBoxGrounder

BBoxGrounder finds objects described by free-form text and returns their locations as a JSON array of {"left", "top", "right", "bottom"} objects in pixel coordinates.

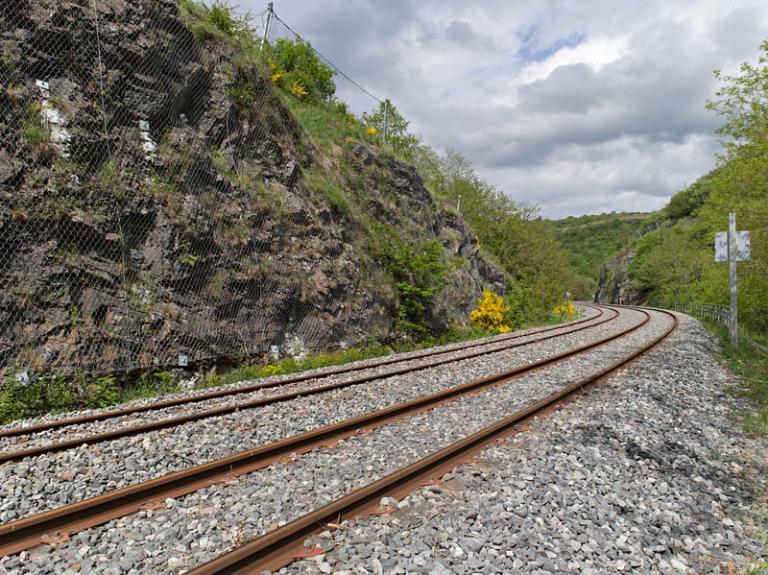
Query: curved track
[
  {"left": 189, "top": 306, "right": 677, "bottom": 574},
  {"left": 0, "top": 305, "right": 605, "bottom": 439},
  {"left": 0, "top": 305, "right": 670, "bottom": 560},
  {"left": 0, "top": 306, "right": 615, "bottom": 462}
]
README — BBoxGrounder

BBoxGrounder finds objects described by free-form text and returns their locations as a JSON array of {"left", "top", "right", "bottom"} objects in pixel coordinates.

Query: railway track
[
  {"left": 0, "top": 305, "right": 614, "bottom": 463},
  {"left": 0, "top": 304, "right": 674, "bottom": 567},
  {"left": 190, "top": 306, "right": 678, "bottom": 575},
  {"left": 0, "top": 304, "right": 605, "bottom": 440}
]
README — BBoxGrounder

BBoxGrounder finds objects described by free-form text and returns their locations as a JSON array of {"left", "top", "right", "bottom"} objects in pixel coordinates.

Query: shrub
[
  {"left": 0, "top": 376, "right": 75, "bottom": 423},
  {"left": 369, "top": 224, "right": 450, "bottom": 337},
  {"left": 83, "top": 377, "right": 119, "bottom": 408},
  {"left": 0, "top": 374, "right": 118, "bottom": 423},
  {"left": 122, "top": 372, "right": 179, "bottom": 401},
  {"left": 266, "top": 38, "right": 335, "bottom": 102},
  {"left": 362, "top": 99, "right": 420, "bottom": 161},
  {"left": 227, "top": 79, "right": 256, "bottom": 107},
  {"left": 470, "top": 290, "right": 511, "bottom": 333},
  {"left": 552, "top": 302, "right": 577, "bottom": 317}
]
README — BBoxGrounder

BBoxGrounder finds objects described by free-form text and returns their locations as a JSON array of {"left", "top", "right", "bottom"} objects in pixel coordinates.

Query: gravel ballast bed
[
  {"left": 279, "top": 313, "right": 768, "bottom": 575},
  {"left": 0, "top": 309, "right": 673, "bottom": 574},
  {"left": 0, "top": 308, "right": 639, "bottom": 521}
]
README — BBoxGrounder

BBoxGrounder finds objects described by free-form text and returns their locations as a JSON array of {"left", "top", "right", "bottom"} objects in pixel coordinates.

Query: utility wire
[{"left": 268, "top": 9, "right": 384, "bottom": 104}]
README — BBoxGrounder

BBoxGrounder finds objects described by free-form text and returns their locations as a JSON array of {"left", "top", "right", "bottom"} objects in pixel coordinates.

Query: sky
[{"left": 240, "top": 1, "right": 768, "bottom": 218}]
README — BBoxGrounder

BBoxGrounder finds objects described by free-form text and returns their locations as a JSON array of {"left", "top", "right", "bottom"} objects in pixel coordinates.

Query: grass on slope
[
  {"left": 728, "top": 342, "right": 768, "bottom": 439},
  {"left": 705, "top": 323, "right": 768, "bottom": 438}
]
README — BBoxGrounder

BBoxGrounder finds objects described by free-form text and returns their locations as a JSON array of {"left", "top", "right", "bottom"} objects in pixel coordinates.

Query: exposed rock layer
[
  {"left": 593, "top": 251, "right": 643, "bottom": 305},
  {"left": 0, "top": 0, "right": 503, "bottom": 377}
]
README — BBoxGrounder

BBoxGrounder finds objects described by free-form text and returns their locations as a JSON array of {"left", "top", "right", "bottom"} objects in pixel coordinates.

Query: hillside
[
  {"left": 592, "top": 164, "right": 766, "bottom": 335},
  {"left": 551, "top": 212, "right": 653, "bottom": 298},
  {"left": 0, "top": 1, "right": 508, "bottom": 380}
]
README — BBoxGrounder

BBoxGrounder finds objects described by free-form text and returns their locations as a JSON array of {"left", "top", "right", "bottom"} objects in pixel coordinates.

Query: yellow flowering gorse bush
[
  {"left": 287, "top": 82, "right": 309, "bottom": 98},
  {"left": 470, "top": 290, "right": 511, "bottom": 333},
  {"left": 268, "top": 57, "right": 309, "bottom": 99},
  {"left": 552, "top": 302, "right": 577, "bottom": 317}
]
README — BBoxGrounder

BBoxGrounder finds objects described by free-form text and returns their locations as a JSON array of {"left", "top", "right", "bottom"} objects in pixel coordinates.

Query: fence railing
[
  {"left": 669, "top": 302, "right": 768, "bottom": 357},
  {"left": 669, "top": 302, "right": 730, "bottom": 327}
]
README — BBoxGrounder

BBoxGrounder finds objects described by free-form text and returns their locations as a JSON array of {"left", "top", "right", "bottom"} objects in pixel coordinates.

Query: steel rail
[
  {"left": 188, "top": 308, "right": 678, "bottom": 574},
  {"left": 0, "top": 306, "right": 604, "bottom": 440},
  {"left": 0, "top": 306, "right": 616, "bottom": 463},
  {"left": 0, "top": 305, "right": 643, "bottom": 557}
]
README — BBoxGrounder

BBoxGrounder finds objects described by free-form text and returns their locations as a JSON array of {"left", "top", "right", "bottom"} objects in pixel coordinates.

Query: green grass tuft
[
  {"left": 303, "top": 168, "right": 352, "bottom": 218},
  {"left": 745, "top": 561, "right": 768, "bottom": 575},
  {"left": 707, "top": 323, "right": 768, "bottom": 437},
  {"left": 280, "top": 95, "right": 373, "bottom": 152},
  {"left": 22, "top": 102, "right": 48, "bottom": 147}
]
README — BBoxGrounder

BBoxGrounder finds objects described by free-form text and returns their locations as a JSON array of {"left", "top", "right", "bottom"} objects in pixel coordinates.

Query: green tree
[
  {"left": 362, "top": 99, "right": 420, "bottom": 161},
  {"left": 707, "top": 39, "right": 768, "bottom": 153},
  {"left": 415, "top": 147, "right": 574, "bottom": 320},
  {"left": 267, "top": 38, "right": 336, "bottom": 101},
  {"left": 624, "top": 39, "right": 768, "bottom": 334}
]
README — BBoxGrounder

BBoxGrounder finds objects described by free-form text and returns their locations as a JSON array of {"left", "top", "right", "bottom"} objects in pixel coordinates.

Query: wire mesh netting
[{"left": 0, "top": 0, "right": 381, "bottom": 381}]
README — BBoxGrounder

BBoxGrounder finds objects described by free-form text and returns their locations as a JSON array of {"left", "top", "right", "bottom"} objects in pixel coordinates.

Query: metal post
[
  {"left": 383, "top": 100, "right": 389, "bottom": 144},
  {"left": 262, "top": 2, "right": 273, "bottom": 46},
  {"left": 728, "top": 212, "right": 738, "bottom": 346}
]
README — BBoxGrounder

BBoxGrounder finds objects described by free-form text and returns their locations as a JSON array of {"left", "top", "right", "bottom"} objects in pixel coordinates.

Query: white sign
[{"left": 715, "top": 231, "right": 750, "bottom": 262}]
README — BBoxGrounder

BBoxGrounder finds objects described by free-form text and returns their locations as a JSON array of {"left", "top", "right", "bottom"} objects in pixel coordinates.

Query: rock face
[
  {"left": 593, "top": 251, "right": 643, "bottom": 305},
  {"left": 0, "top": 0, "right": 503, "bottom": 378}
]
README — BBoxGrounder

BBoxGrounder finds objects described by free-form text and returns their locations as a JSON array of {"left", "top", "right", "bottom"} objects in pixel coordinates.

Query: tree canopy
[
  {"left": 362, "top": 99, "right": 420, "bottom": 161},
  {"left": 627, "top": 38, "right": 768, "bottom": 334}
]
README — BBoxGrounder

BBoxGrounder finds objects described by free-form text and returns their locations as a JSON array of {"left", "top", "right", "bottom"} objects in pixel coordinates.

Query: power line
[{"left": 266, "top": 8, "right": 384, "bottom": 104}]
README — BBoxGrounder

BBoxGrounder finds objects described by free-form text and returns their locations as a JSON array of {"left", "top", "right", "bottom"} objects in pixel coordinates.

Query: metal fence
[
  {"left": 669, "top": 302, "right": 768, "bottom": 356},
  {"left": 669, "top": 302, "right": 730, "bottom": 327},
  {"left": 0, "top": 1, "right": 382, "bottom": 381}
]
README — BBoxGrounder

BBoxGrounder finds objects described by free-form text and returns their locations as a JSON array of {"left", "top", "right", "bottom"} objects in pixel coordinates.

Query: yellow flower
[
  {"left": 366, "top": 126, "right": 378, "bottom": 136},
  {"left": 288, "top": 82, "right": 308, "bottom": 97},
  {"left": 553, "top": 302, "right": 577, "bottom": 317},
  {"left": 271, "top": 70, "right": 284, "bottom": 83},
  {"left": 261, "top": 364, "right": 282, "bottom": 377},
  {"left": 469, "top": 290, "right": 511, "bottom": 333}
]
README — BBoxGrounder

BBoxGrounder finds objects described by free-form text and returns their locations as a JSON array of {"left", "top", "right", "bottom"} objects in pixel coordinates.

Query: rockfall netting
[{"left": 0, "top": 0, "right": 375, "bottom": 380}]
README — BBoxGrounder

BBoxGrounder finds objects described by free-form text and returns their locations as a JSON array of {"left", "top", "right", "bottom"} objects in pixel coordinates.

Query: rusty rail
[
  {"left": 188, "top": 307, "right": 677, "bottom": 574},
  {"left": 0, "top": 306, "right": 615, "bottom": 463},
  {"left": 0, "top": 306, "right": 603, "bottom": 440},
  {"left": 0, "top": 305, "right": 643, "bottom": 557}
]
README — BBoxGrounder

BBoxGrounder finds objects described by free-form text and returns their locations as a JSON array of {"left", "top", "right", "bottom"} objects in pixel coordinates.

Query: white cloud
[
  {"left": 248, "top": 0, "right": 768, "bottom": 217},
  {"left": 517, "top": 36, "right": 629, "bottom": 85}
]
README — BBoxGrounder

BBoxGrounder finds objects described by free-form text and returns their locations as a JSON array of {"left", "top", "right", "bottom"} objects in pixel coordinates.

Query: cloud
[
  {"left": 516, "top": 36, "right": 628, "bottom": 84},
  {"left": 249, "top": 0, "right": 768, "bottom": 217}
]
